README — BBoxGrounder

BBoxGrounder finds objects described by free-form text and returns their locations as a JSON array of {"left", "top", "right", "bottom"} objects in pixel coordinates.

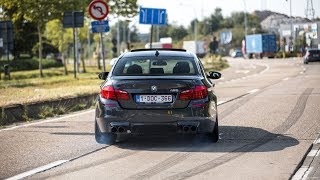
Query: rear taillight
[
  {"left": 101, "top": 85, "right": 130, "bottom": 100},
  {"left": 115, "top": 89, "right": 130, "bottom": 100},
  {"left": 179, "top": 89, "right": 193, "bottom": 100},
  {"left": 193, "top": 85, "right": 208, "bottom": 99},
  {"left": 179, "top": 85, "right": 208, "bottom": 100}
]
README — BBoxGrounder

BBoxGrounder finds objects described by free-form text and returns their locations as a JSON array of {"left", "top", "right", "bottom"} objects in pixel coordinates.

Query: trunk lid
[{"left": 111, "top": 77, "right": 200, "bottom": 109}]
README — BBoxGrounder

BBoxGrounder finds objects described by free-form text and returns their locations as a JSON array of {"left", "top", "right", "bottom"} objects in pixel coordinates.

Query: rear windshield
[
  {"left": 309, "top": 50, "right": 320, "bottom": 54},
  {"left": 112, "top": 56, "right": 198, "bottom": 76}
]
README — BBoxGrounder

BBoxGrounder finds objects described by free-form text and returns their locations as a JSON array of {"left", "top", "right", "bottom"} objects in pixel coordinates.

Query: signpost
[
  {"left": 139, "top": 7, "right": 167, "bottom": 48},
  {"left": 63, "top": 11, "right": 84, "bottom": 79},
  {"left": 63, "top": 11, "right": 84, "bottom": 28},
  {"left": 88, "top": 0, "right": 109, "bottom": 72},
  {"left": 89, "top": 0, "right": 109, "bottom": 21},
  {"left": 91, "top": 20, "right": 109, "bottom": 33},
  {"left": 0, "top": 21, "right": 14, "bottom": 61},
  {"left": 139, "top": 7, "right": 166, "bottom": 25},
  {"left": 0, "top": 21, "right": 14, "bottom": 80}
]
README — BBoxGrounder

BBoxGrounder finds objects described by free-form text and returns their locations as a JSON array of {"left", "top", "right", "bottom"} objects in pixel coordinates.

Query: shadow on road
[
  {"left": 34, "top": 125, "right": 299, "bottom": 179},
  {"left": 114, "top": 125, "right": 299, "bottom": 153}
]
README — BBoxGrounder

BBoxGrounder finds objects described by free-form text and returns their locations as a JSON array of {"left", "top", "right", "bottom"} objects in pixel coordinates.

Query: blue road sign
[
  {"left": 91, "top": 20, "right": 109, "bottom": 33},
  {"left": 139, "top": 7, "right": 166, "bottom": 25}
]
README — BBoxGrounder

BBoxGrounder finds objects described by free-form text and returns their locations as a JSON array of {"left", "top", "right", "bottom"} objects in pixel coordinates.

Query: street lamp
[{"left": 242, "top": 0, "right": 248, "bottom": 36}]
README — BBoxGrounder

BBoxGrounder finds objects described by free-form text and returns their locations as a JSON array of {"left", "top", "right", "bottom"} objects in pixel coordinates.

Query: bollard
[{"left": 4, "top": 64, "right": 10, "bottom": 80}]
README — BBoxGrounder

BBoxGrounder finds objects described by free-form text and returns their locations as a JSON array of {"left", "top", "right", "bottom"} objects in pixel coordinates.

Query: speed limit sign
[{"left": 88, "top": 0, "right": 109, "bottom": 21}]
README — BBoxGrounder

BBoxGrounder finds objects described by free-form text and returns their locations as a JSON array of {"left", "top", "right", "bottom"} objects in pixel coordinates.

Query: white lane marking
[
  {"left": 247, "top": 89, "right": 260, "bottom": 94},
  {"left": 235, "top": 70, "right": 250, "bottom": 74},
  {"left": 314, "top": 138, "right": 320, "bottom": 144},
  {"left": 292, "top": 166, "right": 314, "bottom": 180},
  {"left": 300, "top": 72, "right": 304, "bottom": 74},
  {"left": 6, "top": 160, "right": 69, "bottom": 180},
  {"left": 217, "top": 101, "right": 226, "bottom": 106},
  {"left": 307, "top": 149, "right": 320, "bottom": 157},
  {"left": 259, "top": 64, "right": 270, "bottom": 74},
  {"left": 282, "top": 77, "right": 289, "bottom": 81},
  {"left": 0, "top": 109, "right": 95, "bottom": 132}
]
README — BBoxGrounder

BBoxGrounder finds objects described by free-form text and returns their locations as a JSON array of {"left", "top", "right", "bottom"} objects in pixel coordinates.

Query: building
[{"left": 279, "top": 21, "right": 320, "bottom": 51}]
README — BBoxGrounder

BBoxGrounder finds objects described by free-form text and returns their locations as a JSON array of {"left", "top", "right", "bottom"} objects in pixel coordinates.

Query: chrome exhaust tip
[
  {"left": 183, "top": 126, "right": 190, "bottom": 132},
  {"left": 111, "top": 126, "right": 118, "bottom": 133},
  {"left": 118, "top": 126, "right": 125, "bottom": 133},
  {"left": 190, "top": 125, "right": 197, "bottom": 132}
]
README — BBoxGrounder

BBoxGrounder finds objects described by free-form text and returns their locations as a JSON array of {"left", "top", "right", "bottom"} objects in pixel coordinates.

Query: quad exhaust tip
[
  {"left": 182, "top": 125, "right": 197, "bottom": 133},
  {"left": 110, "top": 125, "right": 128, "bottom": 134}
]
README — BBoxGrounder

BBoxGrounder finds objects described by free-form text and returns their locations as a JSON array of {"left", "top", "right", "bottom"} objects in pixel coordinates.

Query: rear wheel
[
  {"left": 209, "top": 117, "right": 219, "bottom": 143},
  {"left": 95, "top": 121, "right": 116, "bottom": 144}
]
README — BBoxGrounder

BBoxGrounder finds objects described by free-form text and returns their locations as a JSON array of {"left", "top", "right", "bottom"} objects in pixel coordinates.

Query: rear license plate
[
  {"left": 136, "top": 95, "right": 173, "bottom": 103},
  {"left": 313, "top": 54, "right": 319, "bottom": 57}
]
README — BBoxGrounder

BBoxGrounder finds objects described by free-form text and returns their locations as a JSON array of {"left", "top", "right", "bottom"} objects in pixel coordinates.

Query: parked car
[
  {"left": 231, "top": 49, "right": 243, "bottom": 58},
  {"left": 95, "top": 49, "right": 221, "bottom": 144},
  {"left": 304, "top": 49, "right": 320, "bottom": 64}
]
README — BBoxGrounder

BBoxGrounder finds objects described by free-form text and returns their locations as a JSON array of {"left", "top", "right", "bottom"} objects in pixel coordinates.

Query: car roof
[{"left": 121, "top": 49, "right": 195, "bottom": 58}]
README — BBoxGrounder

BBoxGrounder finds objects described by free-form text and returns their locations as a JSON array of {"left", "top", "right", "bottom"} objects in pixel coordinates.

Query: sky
[{"left": 129, "top": 0, "right": 320, "bottom": 33}]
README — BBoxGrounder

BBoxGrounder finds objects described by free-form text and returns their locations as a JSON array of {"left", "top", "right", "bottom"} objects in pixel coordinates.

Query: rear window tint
[
  {"left": 112, "top": 56, "right": 198, "bottom": 76},
  {"left": 309, "top": 50, "right": 320, "bottom": 54}
]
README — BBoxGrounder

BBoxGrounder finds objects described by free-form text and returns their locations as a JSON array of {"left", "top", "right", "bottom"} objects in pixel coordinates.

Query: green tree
[
  {"left": 168, "top": 25, "right": 188, "bottom": 41},
  {"left": 0, "top": 0, "right": 139, "bottom": 76}
]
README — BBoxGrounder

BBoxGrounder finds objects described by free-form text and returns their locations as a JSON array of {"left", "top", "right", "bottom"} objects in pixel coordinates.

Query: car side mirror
[
  {"left": 98, "top": 72, "right": 109, "bottom": 80},
  {"left": 207, "top": 71, "right": 221, "bottom": 79}
]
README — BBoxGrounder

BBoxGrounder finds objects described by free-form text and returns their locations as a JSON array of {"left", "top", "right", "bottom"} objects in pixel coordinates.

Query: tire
[
  {"left": 208, "top": 117, "right": 219, "bottom": 143},
  {"left": 95, "top": 121, "right": 116, "bottom": 144},
  {"left": 212, "top": 119, "right": 219, "bottom": 143}
]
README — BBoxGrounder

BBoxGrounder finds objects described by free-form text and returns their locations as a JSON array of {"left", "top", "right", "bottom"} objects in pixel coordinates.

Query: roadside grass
[
  {"left": 0, "top": 65, "right": 110, "bottom": 107},
  {"left": 201, "top": 55, "right": 229, "bottom": 71},
  {"left": 0, "top": 57, "right": 228, "bottom": 108}
]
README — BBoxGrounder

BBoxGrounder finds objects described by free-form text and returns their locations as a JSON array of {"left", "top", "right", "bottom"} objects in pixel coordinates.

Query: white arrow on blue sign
[
  {"left": 139, "top": 7, "right": 166, "bottom": 25},
  {"left": 91, "top": 20, "right": 109, "bottom": 33}
]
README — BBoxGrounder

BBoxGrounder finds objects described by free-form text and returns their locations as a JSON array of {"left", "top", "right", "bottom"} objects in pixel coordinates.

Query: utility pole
[
  {"left": 305, "top": 0, "right": 315, "bottom": 20},
  {"left": 87, "top": 19, "right": 91, "bottom": 65},
  {"left": 289, "top": 0, "right": 293, "bottom": 51},
  {"left": 117, "top": 19, "right": 120, "bottom": 56},
  {"left": 242, "top": 0, "right": 248, "bottom": 36}
]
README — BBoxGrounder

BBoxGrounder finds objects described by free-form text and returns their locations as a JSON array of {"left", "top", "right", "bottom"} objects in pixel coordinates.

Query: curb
[
  {"left": 0, "top": 94, "right": 97, "bottom": 126},
  {"left": 291, "top": 138, "right": 320, "bottom": 180}
]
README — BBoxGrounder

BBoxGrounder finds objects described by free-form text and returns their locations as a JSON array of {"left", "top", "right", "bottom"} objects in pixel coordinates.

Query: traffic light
[
  {"left": 111, "top": 38, "right": 117, "bottom": 46},
  {"left": 111, "top": 38, "right": 117, "bottom": 58}
]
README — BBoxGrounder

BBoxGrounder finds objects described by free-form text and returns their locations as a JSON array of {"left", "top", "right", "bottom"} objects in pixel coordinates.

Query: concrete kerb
[{"left": 0, "top": 94, "right": 98, "bottom": 126}]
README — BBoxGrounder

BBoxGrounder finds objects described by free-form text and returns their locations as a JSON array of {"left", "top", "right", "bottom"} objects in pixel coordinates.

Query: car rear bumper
[
  {"left": 305, "top": 57, "right": 320, "bottom": 62},
  {"left": 95, "top": 102, "right": 217, "bottom": 134},
  {"left": 96, "top": 118, "right": 215, "bottom": 134}
]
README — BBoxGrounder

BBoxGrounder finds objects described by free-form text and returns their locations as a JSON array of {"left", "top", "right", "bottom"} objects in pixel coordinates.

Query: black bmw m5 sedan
[{"left": 95, "top": 49, "right": 221, "bottom": 144}]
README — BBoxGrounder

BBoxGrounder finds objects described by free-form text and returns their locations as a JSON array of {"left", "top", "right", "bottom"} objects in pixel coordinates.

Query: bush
[
  {"left": 0, "top": 58, "right": 63, "bottom": 72},
  {"left": 275, "top": 51, "right": 302, "bottom": 58}
]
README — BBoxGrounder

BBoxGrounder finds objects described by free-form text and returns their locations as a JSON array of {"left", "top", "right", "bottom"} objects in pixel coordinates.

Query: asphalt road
[{"left": 1, "top": 57, "right": 320, "bottom": 180}]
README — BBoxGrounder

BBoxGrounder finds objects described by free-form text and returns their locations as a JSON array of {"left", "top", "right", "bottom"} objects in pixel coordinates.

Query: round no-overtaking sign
[{"left": 88, "top": 0, "right": 109, "bottom": 21}]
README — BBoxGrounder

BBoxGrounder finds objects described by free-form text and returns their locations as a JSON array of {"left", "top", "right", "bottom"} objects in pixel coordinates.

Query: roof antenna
[{"left": 155, "top": 50, "right": 160, "bottom": 57}]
